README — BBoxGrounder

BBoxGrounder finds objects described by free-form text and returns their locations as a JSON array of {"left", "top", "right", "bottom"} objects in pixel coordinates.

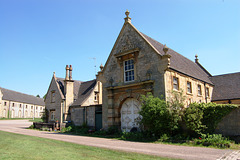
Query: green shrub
[
  {"left": 61, "top": 126, "right": 72, "bottom": 133},
  {"left": 184, "top": 103, "right": 206, "bottom": 136},
  {"left": 106, "top": 126, "right": 120, "bottom": 135},
  {"left": 158, "top": 134, "right": 170, "bottom": 142},
  {"left": 193, "top": 134, "right": 232, "bottom": 148},
  {"left": 28, "top": 125, "right": 34, "bottom": 129},
  {"left": 139, "top": 93, "right": 172, "bottom": 136},
  {"left": 184, "top": 103, "right": 237, "bottom": 135}
]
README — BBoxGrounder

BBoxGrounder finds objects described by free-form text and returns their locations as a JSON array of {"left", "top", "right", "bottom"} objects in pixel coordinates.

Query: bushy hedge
[
  {"left": 139, "top": 93, "right": 173, "bottom": 136},
  {"left": 184, "top": 103, "right": 238, "bottom": 136},
  {"left": 139, "top": 92, "right": 238, "bottom": 138}
]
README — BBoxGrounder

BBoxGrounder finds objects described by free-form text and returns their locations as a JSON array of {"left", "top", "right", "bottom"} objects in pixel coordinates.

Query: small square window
[
  {"left": 173, "top": 77, "right": 179, "bottom": 90},
  {"left": 4, "top": 102, "right": 7, "bottom": 106}
]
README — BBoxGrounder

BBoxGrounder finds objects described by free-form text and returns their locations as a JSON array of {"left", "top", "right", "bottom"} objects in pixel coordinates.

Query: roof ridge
[
  {"left": 213, "top": 72, "right": 240, "bottom": 77},
  {"left": 56, "top": 77, "right": 83, "bottom": 83},
  {"left": 0, "top": 87, "right": 43, "bottom": 100}
]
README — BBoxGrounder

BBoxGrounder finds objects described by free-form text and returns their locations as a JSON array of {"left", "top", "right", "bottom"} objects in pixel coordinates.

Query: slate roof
[
  {"left": 140, "top": 32, "right": 213, "bottom": 85},
  {"left": 210, "top": 72, "right": 240, "bottom": 101},
  {"left": 71, "top": 79, "right": 97, "bottom": 106},
  {"left": 55, "top": 77, "right": 82, "bottom": 99},
  {"left": 0, "top": 87, "right": 45, "bottom": 106}
]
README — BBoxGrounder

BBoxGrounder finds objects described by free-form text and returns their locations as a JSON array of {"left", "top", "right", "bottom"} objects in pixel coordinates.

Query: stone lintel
[
  {"left": 106, "top": 80, "right": 154, "bottom": 90},
  {"left": 115, "top": 48, "right": 139, "bottom": 58}
]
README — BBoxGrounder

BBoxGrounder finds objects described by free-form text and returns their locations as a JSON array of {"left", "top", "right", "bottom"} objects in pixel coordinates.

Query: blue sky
[{"left": 0, "top": 0, "right": 239, "bottom": 98}]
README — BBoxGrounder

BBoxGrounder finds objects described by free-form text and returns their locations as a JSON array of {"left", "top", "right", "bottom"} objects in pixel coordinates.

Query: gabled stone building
[
  {"left": 0, "top": 87, "right": 45, "bottom": 118},
  {"left": 97, "top": 11, "right": 214, "bottom": 131},
  {"left": 45, "top": 65, "right": 102, "bottom": 130}
]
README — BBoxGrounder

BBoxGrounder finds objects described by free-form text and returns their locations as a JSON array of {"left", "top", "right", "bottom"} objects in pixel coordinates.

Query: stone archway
[{"left": 121, "top": 98, "right": 141, "bottom": 132}]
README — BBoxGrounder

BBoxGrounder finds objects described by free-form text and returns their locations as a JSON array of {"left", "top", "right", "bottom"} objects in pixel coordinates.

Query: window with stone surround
[
  {"left": 173, "top": 77, "right": 179, "bottom": 90},
  {"left": 50, "top": 111, "right": 55, "bottom": 121},
  {"left": 124, "top": 59, "right": 134, "bottom": 82},
  {"left": 206, "top": 87, "right": 209, "bottom": 97},
  {"left": 198, "top": 85, "right": 202, "bottom": 96},
  {"left": 4, "top": 102, "right": 7, "bottom": 106},
  {"left": 187, "top": 81, "right": 192, "bottom": 93}
]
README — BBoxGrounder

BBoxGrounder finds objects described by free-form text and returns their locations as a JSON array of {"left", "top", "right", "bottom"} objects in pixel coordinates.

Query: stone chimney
[{"left": 64, "top": 65, "right": 74, "bottom": 121}]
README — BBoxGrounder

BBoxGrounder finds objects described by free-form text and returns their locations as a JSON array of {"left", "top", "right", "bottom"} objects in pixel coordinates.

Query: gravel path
[{"left": 0, "top": 120, "right": 235, "bottom": 160}]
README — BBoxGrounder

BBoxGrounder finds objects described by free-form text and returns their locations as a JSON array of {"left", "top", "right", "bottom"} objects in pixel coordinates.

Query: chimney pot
[
  {"left": 69, "top": 65, "right": 73, "bottom": 80},
  {"left": 65, "top": 65, "right": 69, "bottom": 80}
]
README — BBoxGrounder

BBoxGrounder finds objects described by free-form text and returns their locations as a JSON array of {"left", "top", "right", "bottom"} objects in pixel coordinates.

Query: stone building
[
  {"left": 0, "top": 87, "right": 45, "bottom": 118},
  {"left": 211, "top": 72, "right": 240, "bottom": 105},
  {"left": 97, "top": 11, "right": 214, "bottom": 131},
  {"left": 45, "top": 65, "right": 102, "bottom": 130}
]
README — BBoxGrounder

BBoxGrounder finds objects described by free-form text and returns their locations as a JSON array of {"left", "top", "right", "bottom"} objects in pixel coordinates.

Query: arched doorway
[{"left": 121, "top": 98, "right": 141, "bottom": 132}]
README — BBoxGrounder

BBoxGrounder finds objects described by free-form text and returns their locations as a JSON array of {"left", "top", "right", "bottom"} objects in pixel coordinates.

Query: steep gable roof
[
  {"left": 211, "top": 72, "right": 240, "bottom": 101},
  {"left": 102, "top": 17, "right": 213, "bottom": 85},
  {"left": 55, "top": 77, "right": 82, "bottom": 99},
  {"left": 71, "top": 79, "right": 97, "bottom": 106},
  {"left": 140, "top": 33, "right": 213, "bottom": 85},
  {"left": 0, "top": 87, "right": 45, "bottom": 106}
]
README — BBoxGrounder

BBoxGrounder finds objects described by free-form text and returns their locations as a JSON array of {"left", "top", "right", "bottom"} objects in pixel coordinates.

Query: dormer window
[{"left": 124, "top": 59, "right": 134, "bottom": 82}]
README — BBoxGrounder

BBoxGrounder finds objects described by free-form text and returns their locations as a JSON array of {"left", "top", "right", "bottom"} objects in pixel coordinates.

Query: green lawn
[
  {"left": 0, "top": 118, "right": 42, "bottom": 122},
  {"left": 0, "top": 131, "right": 179, "bottom": 160}
]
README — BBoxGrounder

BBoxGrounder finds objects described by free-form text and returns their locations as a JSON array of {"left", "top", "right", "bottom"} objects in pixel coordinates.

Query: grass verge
[
  {"left": 0, "top": 131, "right": 179, "bottom": 160},
  {"left": 0, "top": 118, "right": 42, "bottom": 122}
]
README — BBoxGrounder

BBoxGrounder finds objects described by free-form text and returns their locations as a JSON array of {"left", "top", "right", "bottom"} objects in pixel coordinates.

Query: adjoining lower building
[
  {"left": 0, "top": 87, "right": 45, "bottom": 118},
  {"left": 45, "top": 65, "right": 102, "bottom": 130},
  {"left": 211, "top": 72, "right": 240, "bottom": 105}
]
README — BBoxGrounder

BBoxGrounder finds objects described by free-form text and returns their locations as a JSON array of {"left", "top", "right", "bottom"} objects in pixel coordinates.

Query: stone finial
[
  {"left": 100, "top": 64, "right": 104, "bottom": 71},
  {"left": 124, "top": 10, "right": 131, "bottom": 23},
  {"left": 69, "top": 65, "right": 73, "bottom": 80},
  {"left": 195, "top": 54, "right": 199, "bottom": 63},
  {"left": 163, "top": 44, "right": 169, "bottom": 55}
]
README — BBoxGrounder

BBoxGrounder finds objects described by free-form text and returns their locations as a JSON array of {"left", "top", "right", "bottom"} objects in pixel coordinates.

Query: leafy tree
[
  {"left": 36, "top": 95, "right": 40, "bottom": 98},
  {"left": 167, "top": 90, "right": 186, "bottom": 135},
  {"left": 184, "top": 103, "right": 206, "bottom": 136},
  {"left": 139, "top": 93, "right": 171, "bottom": 136}
]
